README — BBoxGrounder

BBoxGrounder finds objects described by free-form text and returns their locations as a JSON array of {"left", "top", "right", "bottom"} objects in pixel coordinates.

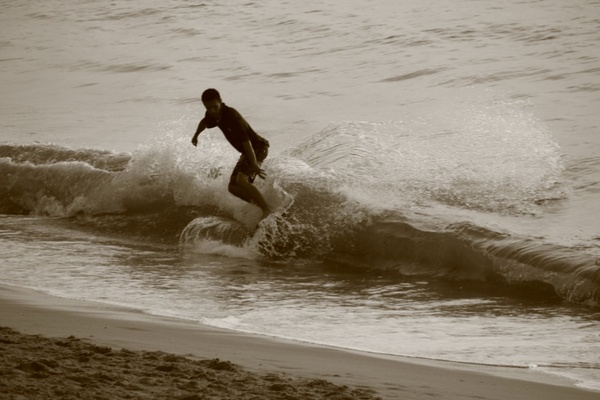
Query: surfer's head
[{"left": 202, "top": 88, "right": 222, "bottom": 119}]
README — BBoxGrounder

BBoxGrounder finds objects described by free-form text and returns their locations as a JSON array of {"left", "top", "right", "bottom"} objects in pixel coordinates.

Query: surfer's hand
[
  {"left": 257, "top": 167, "right": 267, "bottom": 180},
  {"left": 191, "top": 136, "right": 198, "bottom": 147},
  {"left": 252, "top": 164, "right": 266, "bottom": 179}
]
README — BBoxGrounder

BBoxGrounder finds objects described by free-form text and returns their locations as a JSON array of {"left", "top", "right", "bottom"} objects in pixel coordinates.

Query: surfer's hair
[{"left": 202, "top": 88, "right": 221, "bottom": 103}]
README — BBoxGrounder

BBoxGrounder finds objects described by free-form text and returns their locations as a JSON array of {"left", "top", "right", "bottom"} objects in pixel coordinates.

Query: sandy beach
[{"left": 0, "top": 284, "right": 597, "bottom": 400}]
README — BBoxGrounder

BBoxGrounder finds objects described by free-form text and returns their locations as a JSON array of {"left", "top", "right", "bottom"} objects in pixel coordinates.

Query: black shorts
[{"left": 229, "top": 144, "right": 269, "bottom": 185}]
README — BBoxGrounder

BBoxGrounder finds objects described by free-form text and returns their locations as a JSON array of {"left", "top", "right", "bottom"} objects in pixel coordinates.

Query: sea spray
[{"left": 289, "top": 96, "right": 566, "bottom": 215}]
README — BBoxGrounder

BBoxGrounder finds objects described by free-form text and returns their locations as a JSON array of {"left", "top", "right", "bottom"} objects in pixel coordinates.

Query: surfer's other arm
[{"left": 191, "top": 120, "right": 207, "bottom": 147}]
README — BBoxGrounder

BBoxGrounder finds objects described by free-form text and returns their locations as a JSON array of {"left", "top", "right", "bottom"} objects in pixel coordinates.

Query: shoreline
[{"left": 1, "top": 284, "right": 598, "bottom": 400}]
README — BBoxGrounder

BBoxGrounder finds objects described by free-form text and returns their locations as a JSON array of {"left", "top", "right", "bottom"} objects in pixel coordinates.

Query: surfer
[{"left": 191, "top": 88, "right": 271, "bottom": 217}]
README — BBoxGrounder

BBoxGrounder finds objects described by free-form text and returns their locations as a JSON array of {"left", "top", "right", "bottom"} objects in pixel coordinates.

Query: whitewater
[{"left": 1, "top": 0, "right": 599, "bottom": 391}]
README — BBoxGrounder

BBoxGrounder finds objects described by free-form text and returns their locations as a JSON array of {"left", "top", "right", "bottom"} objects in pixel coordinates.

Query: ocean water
[{"left": 2, "top": 0, "right": 600, "bottom": 391}]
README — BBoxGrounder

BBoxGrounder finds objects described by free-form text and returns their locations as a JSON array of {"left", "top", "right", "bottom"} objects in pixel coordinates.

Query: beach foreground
[
  {"left": 0, "top": 326, "right": 379, "bottom": 400},
  {"left": 0, "top": 285, "right": 597, "bottom": 400}
]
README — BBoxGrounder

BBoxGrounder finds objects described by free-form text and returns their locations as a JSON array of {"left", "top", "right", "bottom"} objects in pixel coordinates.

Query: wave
[
  {"left": 1, "top": 111, "right": 598, "bottom": 305},
  {"left": 0, "top": 144, "right": 130, "bottom": 171},
  {"left": 177, "top": 191, "right": 599, "bottom": 305},
  {"left": 346, "top": 217, "right": 600, "bottom": 305}
]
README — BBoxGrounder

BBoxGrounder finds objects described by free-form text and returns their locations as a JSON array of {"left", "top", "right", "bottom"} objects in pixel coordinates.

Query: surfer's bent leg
[
  {"left": 231, "top": 172, "right": 270, "bottom": 214},
  {"left": 227, "top": 175, "right": 253, "bottom": 203},
  {"left": 228, "top": 149, "right": 270, "bottom": 215}
]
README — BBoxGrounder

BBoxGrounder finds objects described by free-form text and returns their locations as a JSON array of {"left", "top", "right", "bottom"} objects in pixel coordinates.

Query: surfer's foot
[{"left": 260, "top": 206, "right": 273, "bottom": 220}]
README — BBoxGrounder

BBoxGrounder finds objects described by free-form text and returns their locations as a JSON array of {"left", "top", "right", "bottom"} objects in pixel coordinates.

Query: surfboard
[
  {"left": 181, "top": 215, "right": 251, "bottom": 247},
  {"left": 181, "top": 187, "right": 295, "bottom": 248}
]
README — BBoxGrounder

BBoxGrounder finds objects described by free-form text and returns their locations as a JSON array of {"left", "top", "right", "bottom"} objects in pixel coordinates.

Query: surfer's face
[{"left": 203, "top": 99, "right": 222, "bottom": 120}]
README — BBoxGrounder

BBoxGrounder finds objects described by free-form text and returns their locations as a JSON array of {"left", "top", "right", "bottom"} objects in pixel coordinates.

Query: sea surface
[{"left": 1, "top": 0, "right": 600, "bottom": 391}]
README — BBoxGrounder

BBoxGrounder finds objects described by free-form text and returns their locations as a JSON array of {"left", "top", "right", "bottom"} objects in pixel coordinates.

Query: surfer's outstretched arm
[{"left": 191, "top": 120, "right": 207, "bottom": 147}]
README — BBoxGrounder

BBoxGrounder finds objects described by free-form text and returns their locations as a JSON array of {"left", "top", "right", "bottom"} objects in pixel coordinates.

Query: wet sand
[{"left": 0, "top": 284, "right": 597, "bottom": 399}]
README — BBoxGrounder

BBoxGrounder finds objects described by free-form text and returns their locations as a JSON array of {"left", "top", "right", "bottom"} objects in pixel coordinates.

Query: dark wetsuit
[{"left": 201, "top": 103, "right": 269, "bottom": 184}]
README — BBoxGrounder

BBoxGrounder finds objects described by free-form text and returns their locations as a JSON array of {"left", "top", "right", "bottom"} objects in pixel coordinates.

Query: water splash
[{"left": 289, "top": 96, "right": 566, "bottom": 215}]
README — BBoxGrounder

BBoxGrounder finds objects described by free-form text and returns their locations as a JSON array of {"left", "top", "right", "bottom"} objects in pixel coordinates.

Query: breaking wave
[{"left": 1, "top": 109, "right": 598, "bottom": 305}]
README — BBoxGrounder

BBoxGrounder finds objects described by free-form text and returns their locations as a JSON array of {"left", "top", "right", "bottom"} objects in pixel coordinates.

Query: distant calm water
[{"left": 1, "top": 0, "right": 599, "bottom": 391}]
